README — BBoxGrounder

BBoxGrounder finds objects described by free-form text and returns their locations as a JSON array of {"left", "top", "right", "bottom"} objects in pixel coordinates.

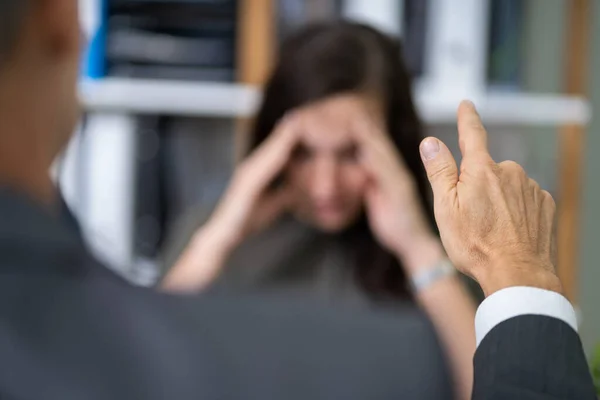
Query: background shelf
[{"left": 81, "top": 78, "right": 592, "bottom": 125}]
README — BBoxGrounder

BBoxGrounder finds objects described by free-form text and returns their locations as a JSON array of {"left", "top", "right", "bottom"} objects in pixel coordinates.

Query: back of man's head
[
  {"left": 0, "top": 1, "right": 27, "bottom": 67},
  {"left": 0, "top": 0, "right": 82, "bottom": 203}
]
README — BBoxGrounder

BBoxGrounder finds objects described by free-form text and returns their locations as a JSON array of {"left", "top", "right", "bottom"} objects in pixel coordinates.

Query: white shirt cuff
[{"left": 475, "top": 286, "right": 578, "bottom": 347}]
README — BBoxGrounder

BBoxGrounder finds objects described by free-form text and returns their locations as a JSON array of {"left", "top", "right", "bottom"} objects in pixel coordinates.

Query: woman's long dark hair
[{"left": 248, "top": 22, "right": 435, "bottom": 301}]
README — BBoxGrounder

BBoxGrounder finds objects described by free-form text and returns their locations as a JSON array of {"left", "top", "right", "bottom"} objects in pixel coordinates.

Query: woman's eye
[
  {"left": 339, "top": 145, "right": 358, "bottom": 163},
  {"left": 292, "top": 146, "right": 312, "bottom": 162}
]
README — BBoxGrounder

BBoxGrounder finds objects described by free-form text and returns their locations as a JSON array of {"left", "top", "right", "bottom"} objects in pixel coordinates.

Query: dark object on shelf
[
  {"left": 105, "top": 0, "right": 238, "bottom": 81},
  {"left": 109, "top": 64, "right": 234, "bottom": 81},
  {"left": 107, "top": 29, "right": 233, "bottom": 67},
  {"left": 402, "top": 0, "right": 428, "bottom": 78},
  {"left": 487, "top": 0, "right": 524, "bottom": 90},
  {"left": 277, "top": 0, "right": 342, "bottom": 41},
  {"left": 276, "top": 0, "right": 427, "bottom": 78},
  {"left": 133, "top": 116, "right": 167, "bottom": 261}
]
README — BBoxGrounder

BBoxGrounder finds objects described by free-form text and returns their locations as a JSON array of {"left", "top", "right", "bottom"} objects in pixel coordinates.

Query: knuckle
[
  {"left": 542, "top": 190, "right": 557, "bottom": 211},
  {"left": 473, "top": 153, "right": 494, "bottom": 165},
  {"left": 529, "top": 178, "right": 541, "bottom": 191},
  {"left": 499, "top": 160, "right": 528, "bottom": 184},
  {"left": 481, "top": 163, "right": 501, "bottom": 183},
  {"left": 499, "top": 160, "right": 525, "bottom": 175},
  {"left": 428, "top": 162, "right": 454, "bottom": 181},
  {"left": 469, "top": 156, "right": 497, "bottom": 178}
]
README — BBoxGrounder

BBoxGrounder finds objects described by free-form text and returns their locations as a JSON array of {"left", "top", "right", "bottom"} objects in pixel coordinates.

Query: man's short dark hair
[{"left": 0, "top": 1, "right": 27, "bottom": 66}]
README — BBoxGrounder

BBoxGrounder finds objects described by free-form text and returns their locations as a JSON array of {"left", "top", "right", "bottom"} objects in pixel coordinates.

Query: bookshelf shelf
[
  {"left": 80, "top": 78, "right": 259, "bottom": 118},
  {"left": 418, "top": 92, "right": 591, "bottom": 126},
  {"left": 81, "top": 78, "right": 591, "bottom": 126}
]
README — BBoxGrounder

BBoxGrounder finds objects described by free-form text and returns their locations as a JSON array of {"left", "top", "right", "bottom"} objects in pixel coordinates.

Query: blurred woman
[{"left": 162, "top": 22, "right": 476, "bottom": 399}]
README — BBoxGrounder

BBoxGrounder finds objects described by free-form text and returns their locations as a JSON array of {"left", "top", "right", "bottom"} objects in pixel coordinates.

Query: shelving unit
[{"left": 80, "top": 78, "right": 592, "bottom": 125}]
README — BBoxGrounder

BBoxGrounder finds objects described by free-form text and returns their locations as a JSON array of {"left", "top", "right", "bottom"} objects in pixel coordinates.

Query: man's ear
[{"left": 32, "top": 0, "right": 80, "bottom": 59}]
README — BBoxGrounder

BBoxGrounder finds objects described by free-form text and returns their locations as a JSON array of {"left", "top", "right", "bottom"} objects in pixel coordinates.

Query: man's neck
[{"left": 0, "top": 145, "right": 56, "bottom": 208}]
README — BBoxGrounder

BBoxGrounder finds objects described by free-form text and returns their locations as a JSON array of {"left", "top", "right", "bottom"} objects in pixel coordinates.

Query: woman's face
[{"left": 286, "top": 94, "right": 384, "bottom": 233}]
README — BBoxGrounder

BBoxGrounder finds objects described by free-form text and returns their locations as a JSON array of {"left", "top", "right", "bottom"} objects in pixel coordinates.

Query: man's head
[{"left": 0, "top": 0, "right": 81, "bottom": 201}]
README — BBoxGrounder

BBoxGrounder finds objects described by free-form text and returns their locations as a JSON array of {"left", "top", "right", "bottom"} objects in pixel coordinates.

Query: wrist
[
  {"left": 477, "top": 259, "right": 563, "bottom": 298},
  {"left": 395, "top": 236, "right": 446, "bottom": 275},
  {"left": 185, "top": 225, "right": 235, "bottom": 286},
  {"left": 162, "top": 225, "right": 235, "bottom": 293},
  {"left": 409, "top": 258, "right": 457, "bottom": 295}
]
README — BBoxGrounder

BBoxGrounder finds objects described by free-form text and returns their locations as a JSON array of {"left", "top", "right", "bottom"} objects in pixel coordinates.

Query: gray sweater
[{"left": 161, "top": 205, "right": 378, "bottom": 307}]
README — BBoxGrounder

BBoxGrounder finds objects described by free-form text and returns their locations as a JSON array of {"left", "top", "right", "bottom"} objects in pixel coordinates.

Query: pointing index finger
[{"left": 457, "top": 101, "right": 490, "bottom": 160}]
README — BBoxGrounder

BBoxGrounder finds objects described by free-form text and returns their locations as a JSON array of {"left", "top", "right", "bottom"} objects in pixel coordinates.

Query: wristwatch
[{"left": 410, "top": 258, "right": 456, "bottom": 293}]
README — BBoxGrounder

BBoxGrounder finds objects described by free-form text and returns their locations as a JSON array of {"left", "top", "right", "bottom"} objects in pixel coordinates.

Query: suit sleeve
[{"left": 472, "top": 315, "right": 596, "bottom": 400}]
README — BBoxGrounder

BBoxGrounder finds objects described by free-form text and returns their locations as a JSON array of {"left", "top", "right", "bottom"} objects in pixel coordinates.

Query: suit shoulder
[{"left": 179, "top": 291, "right": 453, "bottom": 399}]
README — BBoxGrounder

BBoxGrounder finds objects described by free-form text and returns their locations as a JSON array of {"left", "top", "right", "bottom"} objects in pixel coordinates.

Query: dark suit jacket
[
  {"left": 473, "top": 314, "right": 597, "bottom": 399},
  {"left": 0, "top": 189, "right": 452, "bottom": 399},
  {"left": 0, "top": 189, "right": 595, "bottom": 399}
]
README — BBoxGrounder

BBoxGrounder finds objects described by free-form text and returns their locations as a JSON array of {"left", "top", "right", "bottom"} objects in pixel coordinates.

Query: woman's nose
[{"left": 310, "top": 159, "right": 340, "bottom": 200}]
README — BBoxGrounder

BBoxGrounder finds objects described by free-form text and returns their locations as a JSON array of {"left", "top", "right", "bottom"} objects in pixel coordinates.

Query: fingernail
[{"left": 420, "top": 138, "right": 440, "bottom": 161}]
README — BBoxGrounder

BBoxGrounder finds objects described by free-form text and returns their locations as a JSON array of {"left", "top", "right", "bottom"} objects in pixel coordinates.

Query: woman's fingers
[
  {"left": 239, "top": 114, "right": 301, "bottom": 194},
  {"left": 350, "top": 115, "right": 410, "bottom": 186},
  {"left": 212, "top": 117, "right": 300, "bottom": 243}
]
